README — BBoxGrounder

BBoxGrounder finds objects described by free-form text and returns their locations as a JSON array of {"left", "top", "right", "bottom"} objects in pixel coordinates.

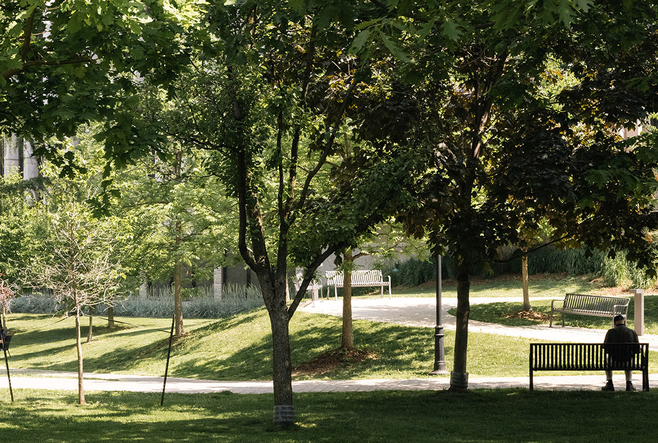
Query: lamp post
[{"left": 431, "top": 254, "right": 448, "bottom": 374}]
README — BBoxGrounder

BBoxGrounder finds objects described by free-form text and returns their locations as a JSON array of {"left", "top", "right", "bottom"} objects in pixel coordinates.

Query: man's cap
[{"left": 614, "top": 314, "right": 626, "bottom": 323}]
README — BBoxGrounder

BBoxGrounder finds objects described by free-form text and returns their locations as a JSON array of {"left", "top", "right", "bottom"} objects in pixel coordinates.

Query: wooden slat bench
[
  {"left": 549, "top": 293, "right": 630, "bottom": 327},
  {"left": 325, "top": 270, "right": 392, "bottom": 299},
  {"left": 529, "top": 343, "right": 649, "bottom": 391}
]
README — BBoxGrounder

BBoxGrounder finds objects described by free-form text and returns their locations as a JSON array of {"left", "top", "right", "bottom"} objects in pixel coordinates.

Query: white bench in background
[{"left": 325, "top": 270, "right": 392, "bottom": 299}]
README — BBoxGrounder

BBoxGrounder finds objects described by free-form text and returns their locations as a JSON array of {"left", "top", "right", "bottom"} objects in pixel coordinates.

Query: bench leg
[
  {"left": 549, "top": 310, "right": 553, "bottom": 328},
  {"left": 530, "top": 371, "right": 533, "bottom": 391},
  {"left": 644, "top": 368, "right": 649, "bottom": 391}
]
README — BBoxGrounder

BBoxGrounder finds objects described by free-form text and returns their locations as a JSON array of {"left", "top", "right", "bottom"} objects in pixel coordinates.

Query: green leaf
[
  {"left": 379, "top": 31, "right": 411, "bottom": 63},
  {"left": 351, "top": 29, "right": 370, "bottom": 52},
  {"left": 417, "top": 19, "right": 436, "bottom": 41},
  {"left": 441, "top": 18, "right": 461, "bottom": 41},
  {"left": 575, "top": 0, "right": 591, "bottom": 12},
  {"left": 355, "top": 18, "right": 382, "bottom": 31}
]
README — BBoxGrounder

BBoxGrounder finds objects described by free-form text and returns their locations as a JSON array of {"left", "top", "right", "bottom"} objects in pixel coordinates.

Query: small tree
[
  {"left": 115, "top": 142, "right": 236, "bottom": 338},
  {"left": 29, "top": 200, "right": 121, "bottom": 404},
  {"left": 25, "top": 139, "right": 124, "bottom": 404}
]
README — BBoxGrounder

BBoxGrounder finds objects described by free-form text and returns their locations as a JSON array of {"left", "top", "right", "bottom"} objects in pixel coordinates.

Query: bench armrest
[{"left": 551, "top": 299, "right": 564, "bottom": 310}]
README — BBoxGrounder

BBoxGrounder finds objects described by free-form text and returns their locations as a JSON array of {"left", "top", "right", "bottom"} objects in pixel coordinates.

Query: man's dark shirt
[{"left": 604, "top": 324, "right": 639, "bottom": 362}]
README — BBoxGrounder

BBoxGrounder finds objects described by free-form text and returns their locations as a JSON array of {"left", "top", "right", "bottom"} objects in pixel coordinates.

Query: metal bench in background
[{"left": 549, "top": 293, "right": 630, "bottom": 327}]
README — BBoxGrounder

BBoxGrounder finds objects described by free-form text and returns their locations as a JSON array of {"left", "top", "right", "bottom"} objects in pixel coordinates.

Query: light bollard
[{"left": 632, "top": 288, "right": 645, "bottom": 336}]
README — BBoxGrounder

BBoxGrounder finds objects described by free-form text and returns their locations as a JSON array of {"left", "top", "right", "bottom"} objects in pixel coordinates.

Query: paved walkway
[
  {"left": 0, "top": 296, "right": 654, "bottom": 394},
  {"left": 0, "top": 369, "right": 644, "bottom": 393}
]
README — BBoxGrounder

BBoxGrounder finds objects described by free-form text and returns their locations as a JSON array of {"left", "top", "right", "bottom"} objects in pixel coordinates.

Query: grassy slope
[
  {"left": 393, "top": 274, "right": 601, "bottom": 298},
  {"left": 6, "top": 310, "right": 540, "bottom": 379}
]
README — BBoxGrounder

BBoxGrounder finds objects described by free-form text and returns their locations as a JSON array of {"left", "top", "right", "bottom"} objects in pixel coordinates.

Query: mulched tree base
[{"left": 293, "top": 347, "right": 379, "bottom": 376}]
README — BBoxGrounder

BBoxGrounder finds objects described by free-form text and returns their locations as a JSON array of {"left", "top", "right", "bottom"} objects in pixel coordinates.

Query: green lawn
[
  {"left": 392, "top": 274, "right": 601, "bottom": 298},
  {"left": 2, "top": 389, "right": 658, "bottom": 442}
]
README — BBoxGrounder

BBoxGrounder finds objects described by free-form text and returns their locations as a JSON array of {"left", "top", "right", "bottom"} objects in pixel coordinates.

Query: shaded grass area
[
  {"left": 2, "top": 310, "right": 597, "bottom": 380},
  {"left": 3, "top": 389, "right": 658, "bottom": 442},
  {"left": 465, "top": 295, "right": 658, "bottom": 334},
  {"left": 393, "top": 275, "right": 599, "bottom": 298}
]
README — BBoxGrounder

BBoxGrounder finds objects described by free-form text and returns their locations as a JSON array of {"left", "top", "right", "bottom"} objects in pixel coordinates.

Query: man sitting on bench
[{"left": 602, "top": 314, "right": 640, "bottom": 392}]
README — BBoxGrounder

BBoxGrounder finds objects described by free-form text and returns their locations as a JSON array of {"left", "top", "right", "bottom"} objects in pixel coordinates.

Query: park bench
[
  {"left": 549, "top": 293, "right": 630, "bottom": 327},
  {"left": 325, "top": 270, "right": 392, "bottom": 299},
  {"left": 529, "top": 342, "right": 649, "bottom": 391}
]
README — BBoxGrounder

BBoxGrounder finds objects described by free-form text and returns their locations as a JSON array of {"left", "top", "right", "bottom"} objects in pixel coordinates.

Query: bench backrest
[
  {"left": 326, "top": 270, "right": 383, "bottom": 286},
  {"left": 530, "top": 343, "right": 648, "bottom": 371},
  {"left": 563, "top": 293, "right": 630, "bottom": 313}
]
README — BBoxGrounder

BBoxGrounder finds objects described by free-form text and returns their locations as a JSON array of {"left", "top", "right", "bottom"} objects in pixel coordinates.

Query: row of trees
[{"left": 4, "top": 0, "right": 658, "bottom": 426}]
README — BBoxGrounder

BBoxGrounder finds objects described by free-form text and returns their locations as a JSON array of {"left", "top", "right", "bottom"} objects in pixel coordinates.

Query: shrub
[
  {"left": 527, "top": 247, "right": 605, "bottom": 276},
  {"left": 601, "top": 251, "right": 658, "bottom": 289},
  {"left": 110, "top": 283, "right": 263, "bottom": 318},
  {"left": 8, "top": 293, "right": 60, "bottom": 314},
  {"left": 9, "top": 284, "right": 264, "bottom": 318}
]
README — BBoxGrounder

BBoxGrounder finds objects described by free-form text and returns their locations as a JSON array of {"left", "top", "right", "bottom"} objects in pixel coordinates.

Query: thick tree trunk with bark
[
  {"left": 269, "top": 302, "right": 293, "bottom": 406},
  {"left": 450, "top": 271, "right": 470, "bottom": 392},
  {"left": 261, "top": 276, "right": 294, "bottom": 427}
]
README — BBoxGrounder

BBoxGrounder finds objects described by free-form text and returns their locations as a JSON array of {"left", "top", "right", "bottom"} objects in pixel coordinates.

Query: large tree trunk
[
  {"left": 341, "top": 267, "right": 354, "bottom": 349},
  {"left": 74, "top": 301, "right": 86, "bottom": 405},
  {"left": 522, "top": 252, "right": 531, "bottom": 311},
  {"left": 450, "top": 271, "right": 470, "bottom": 392},
  {"left": 267, "top": 284, "right": 294, "bottom": 427}
]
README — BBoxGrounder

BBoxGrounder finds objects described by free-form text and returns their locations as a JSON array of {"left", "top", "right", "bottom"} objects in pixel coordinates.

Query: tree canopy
[
  {"left": 4, "top": 0, "right": 658, "bottom": 424},
  {"left": 1, "top": 0, "right": 195, "bottom": 150}
]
